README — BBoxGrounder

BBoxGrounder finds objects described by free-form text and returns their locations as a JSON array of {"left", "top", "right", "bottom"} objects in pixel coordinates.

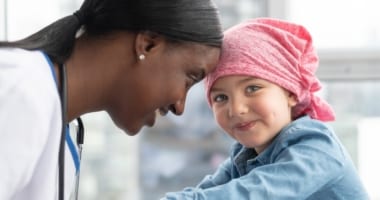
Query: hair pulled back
[{"left": 0, "top": 0, "right": 223, "bottom": 64}]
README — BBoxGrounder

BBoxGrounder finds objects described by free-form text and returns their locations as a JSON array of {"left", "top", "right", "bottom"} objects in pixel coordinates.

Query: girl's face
[
  {"left": 210, "top": 75, "right": 297, "bottom": 153},
  {"left": 109, "top": 42, "right": 220, "bottom": 135}
]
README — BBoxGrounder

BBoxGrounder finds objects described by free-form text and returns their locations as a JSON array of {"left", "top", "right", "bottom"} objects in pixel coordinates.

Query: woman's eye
[
  {"left": 246, "top": 85, "right": 260, "bottom": 93},
  {"left": 190, "top": 74, "right": 198, "bottom": 84},
  {"left": 186, "top": 74, "right": 201, "bottom": 89},
  {"left": 213, "top": 94, "right": 228, "bottom": 103}
]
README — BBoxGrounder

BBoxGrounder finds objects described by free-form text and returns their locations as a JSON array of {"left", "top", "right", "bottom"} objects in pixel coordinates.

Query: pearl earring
[{"left": 139, "top": 54, "right": 145, "bottom": 60}]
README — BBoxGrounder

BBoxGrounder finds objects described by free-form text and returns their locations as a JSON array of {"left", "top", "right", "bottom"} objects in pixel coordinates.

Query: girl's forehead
[
  {"left": 210, "top": 75, "right": 254, "bottom": 90},
  {"left": 211, "top": 75, "right": 285, "bottom": 91},
  {"left": 212, "top": 75, "right": 262, "bottom": 85}
]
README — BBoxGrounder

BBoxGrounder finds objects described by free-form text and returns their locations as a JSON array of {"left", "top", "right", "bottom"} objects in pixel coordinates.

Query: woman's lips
[
  {"left": 145, "top": 107, "right": 170, "bottom": 128},
  {"left": 158, "top": 107, "right": 169, "bottom": 116},
  {"left": 146, "top": 112, "right": 157, "bottom": 127}
]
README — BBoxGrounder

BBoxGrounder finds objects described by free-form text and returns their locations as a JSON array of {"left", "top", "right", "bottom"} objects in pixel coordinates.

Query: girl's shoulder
[
  {"left": 270, "top": 115, "right": 347, "bottom": 162},
  {"left": 281, "top": 115, "right": 334, "bottom": 139}
]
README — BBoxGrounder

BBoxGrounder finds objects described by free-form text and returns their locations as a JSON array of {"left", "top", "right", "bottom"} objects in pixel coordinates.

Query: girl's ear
[
  {"left": 288, "top": 92, "right": 298, "bottom": 107},
  {"left": 134, "top": 31, "right": 164, "bottom": 59}
]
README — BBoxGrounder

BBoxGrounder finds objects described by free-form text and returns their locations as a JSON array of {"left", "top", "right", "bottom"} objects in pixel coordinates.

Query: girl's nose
[{"left": 228, "top": 98, "right": 249, "bottom": 118}]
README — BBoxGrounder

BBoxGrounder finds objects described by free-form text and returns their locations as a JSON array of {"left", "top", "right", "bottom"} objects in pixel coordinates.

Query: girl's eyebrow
[
  {"left": 210, "top": 87, "right": 223, "bottom": 93},
  {"left": 210, "top": 77, "right": 257, "bottom": 93},
  {"left": 237, "top": 77, "right": 256, "bottom": 84}
]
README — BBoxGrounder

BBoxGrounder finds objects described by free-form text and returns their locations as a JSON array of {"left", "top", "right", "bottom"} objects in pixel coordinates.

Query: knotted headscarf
[{"left": 205, "top": 18, "right": 335, "bottom": 122}]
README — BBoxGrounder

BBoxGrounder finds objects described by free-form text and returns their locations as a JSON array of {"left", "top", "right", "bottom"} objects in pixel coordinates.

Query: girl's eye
[
  {"left": 213, "top": 94, "right": 228, "bottom": 103},
  {"left": 246, "top": 85, "right": 261, "bottom": 93}
]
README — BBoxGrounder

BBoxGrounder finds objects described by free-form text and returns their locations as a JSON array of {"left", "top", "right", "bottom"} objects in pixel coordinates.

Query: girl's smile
[
  {"left": 210, "top": 75, "right": 297, "bottom": 153},
  {"left": 233, "top": 120, "right": 257, "bottom": 132}
]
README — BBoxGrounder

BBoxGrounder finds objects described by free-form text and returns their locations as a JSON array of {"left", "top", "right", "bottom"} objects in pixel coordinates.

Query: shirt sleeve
[
  {"left": 160, "top": 125, "right": 346, "bottom": 200},
  {"left": 0, "top": 74, "right": 54, "bottom": 199},
  {"left": 196, "top": 158, "right": 233, "bottom": 189}
]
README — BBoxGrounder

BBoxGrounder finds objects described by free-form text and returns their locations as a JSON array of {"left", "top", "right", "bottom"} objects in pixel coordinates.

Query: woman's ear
[{"left": 134, "top": 31, "right": 164, "bottom": 60}]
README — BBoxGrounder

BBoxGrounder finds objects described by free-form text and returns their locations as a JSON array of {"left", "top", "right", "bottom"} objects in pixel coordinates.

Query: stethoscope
[{"left": 57, "top": 63, "right": 85, "bottom": 200}]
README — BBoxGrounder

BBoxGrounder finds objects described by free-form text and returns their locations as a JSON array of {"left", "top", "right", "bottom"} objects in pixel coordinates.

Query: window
[{"left": 317, "top": 49, "right": 380, "bottom": 200}]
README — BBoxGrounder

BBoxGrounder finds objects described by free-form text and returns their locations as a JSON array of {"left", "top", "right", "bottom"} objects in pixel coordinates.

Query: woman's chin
[
  {"left": 123, "top": 126, "right": 142, "bottom": 136},
  {"left": 114, "top": 112, "right": 157, "bottom": 136}
]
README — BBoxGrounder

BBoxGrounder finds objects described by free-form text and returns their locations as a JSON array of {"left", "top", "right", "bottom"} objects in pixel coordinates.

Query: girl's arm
[{"left": 160, "top": 126, "right": 358, "bottom": 200}]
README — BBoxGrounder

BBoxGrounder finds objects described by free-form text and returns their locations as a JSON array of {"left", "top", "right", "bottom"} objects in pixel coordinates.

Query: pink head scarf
[{"left": 205, "top": 18, "right": 335, "bottom": 122}]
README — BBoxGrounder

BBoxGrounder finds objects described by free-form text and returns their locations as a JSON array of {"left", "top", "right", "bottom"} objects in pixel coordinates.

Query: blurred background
[{"left": 1, "top": 0, "right": 380, "bottom": 199}]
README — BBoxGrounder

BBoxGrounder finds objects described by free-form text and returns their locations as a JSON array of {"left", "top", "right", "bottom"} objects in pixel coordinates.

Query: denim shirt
[{"left": 161, "top": 116, "right": 369, "bottom": 200}]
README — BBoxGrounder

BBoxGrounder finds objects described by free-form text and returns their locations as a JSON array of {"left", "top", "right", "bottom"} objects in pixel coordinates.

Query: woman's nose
[{"left": 169, "top": 99, "right": 185, "bottom": 115}]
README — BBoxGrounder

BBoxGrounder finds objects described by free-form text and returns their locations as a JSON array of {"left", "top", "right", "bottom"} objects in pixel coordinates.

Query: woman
[{"left": 0, "top": 0, "right": 223, "bottom": 199}]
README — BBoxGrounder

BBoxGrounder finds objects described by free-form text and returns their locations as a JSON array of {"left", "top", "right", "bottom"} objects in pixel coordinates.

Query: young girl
[{"left": 161, "top": 18, "right": 369, "bottom": 199}]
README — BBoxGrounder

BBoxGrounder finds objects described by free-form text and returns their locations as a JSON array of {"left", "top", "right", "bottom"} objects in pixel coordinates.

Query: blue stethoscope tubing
[
  {"left": 58, "top": 63, "right": 84, "bottom": 200},
  {"left": 74, "top": 117, "right": 84, "bottom": 200}
]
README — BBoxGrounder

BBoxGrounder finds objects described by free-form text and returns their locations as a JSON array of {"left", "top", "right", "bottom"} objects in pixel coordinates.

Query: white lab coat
[{"left": 0, "top": 48, "right": 77, "bottom": 200}]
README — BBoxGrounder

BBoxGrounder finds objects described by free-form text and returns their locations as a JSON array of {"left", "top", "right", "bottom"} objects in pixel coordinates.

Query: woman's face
[
  {"left": 110, "top": 42, "right": 220, "bottom": 135},
  {"left": 210, "top": 75, "right": 297, "bottom": 153}
]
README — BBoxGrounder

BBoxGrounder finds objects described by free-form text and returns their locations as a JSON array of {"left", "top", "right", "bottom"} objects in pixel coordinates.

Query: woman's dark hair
[{"left": 0, "top": 0, "right": 223, "bottom": 64}]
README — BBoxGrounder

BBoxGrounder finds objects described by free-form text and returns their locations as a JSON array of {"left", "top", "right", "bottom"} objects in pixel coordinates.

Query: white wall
[{"left": 358, "top": 118, "right": 380, "bottom": 200}]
